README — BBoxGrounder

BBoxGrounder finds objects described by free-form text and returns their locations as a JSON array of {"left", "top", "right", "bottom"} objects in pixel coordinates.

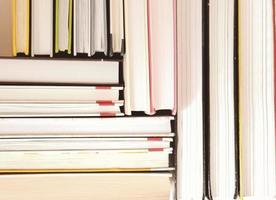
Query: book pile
[
  {"left": 0, "top": 0, "right": 176, "bottom": 200},
  {"left": 0, "top": 0, "right": 276, "bottom": 200}
]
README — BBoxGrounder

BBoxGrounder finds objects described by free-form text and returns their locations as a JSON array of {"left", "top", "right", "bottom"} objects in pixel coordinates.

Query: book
[
  {"left": 55, "top": 0, "right": 72, "bottom": 54},
  {"left": 0, "top": 59, "right": 119, "bottom": 84},
  {"left": 0, "top": 137, "right": 172, "bottom": 151},
  {"left": 73, "top": 0, "right": 91, "bottom": 56},
  {"left": 0, "top": 116, "right": 174, "bottom": 138},
  {"left": 90, "top": 0, "right": 108, "bottom": 55},
  {"left": 0, "top": 0, "right": 13, "bottom": 56},
  {"left": 0, "top": 149, "right": 172, "bottom": 170},
  {"left": 31, "top": 0, "right": 53, "bottom": 57},
  {"left": 124, "top": 0, "right": 177, "bottom": 115},
  {"left": 0, "top": 173, "right": 174, "bottom": 200},
  {"left": 124, "top": 0, "right": 151, "bottom": 115},
  {"left": 239, "top": 0, "right": 276, "bottom": 198},
  {"left": 110, "top": 0, "right": 125, "bottom": 54},
  {"left": 0, "top": 85, "right": 122, "bottom": 102},
  {"left": 0, "top": 102, "right": 124, "bottom": 117},
  {"left": 14, "top": 0, "right": 30, "bottom": 55},
  {"left": 209, "top": 0, "right": 236, "bottom": 198},
  {"left": 147, "top": 0, "right": 177, "bottom": 114},
  {"left": 177, "top": 0, "right": 204, "bottom": 199}
]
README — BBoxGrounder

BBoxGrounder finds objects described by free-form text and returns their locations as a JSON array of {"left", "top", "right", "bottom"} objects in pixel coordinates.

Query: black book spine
[
  {"left": 202, "top": 0, "right": 212, "bottom": 199},
  {"left": 233, "top": 0, "right": 241, "bottom": 198}
]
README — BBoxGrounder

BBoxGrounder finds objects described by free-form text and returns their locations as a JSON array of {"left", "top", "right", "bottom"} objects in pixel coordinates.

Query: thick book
[
  {"left": 239, "top": 0, "right": 276, "bottom": 198},
  {"left": 0, "top": 116, "right": 174, "bottom": 138},
  {"left": 177, "top": 0, "right": 204, "bottom": 199},
  {"left": 0, "top": 59, "right": 119, "bottom": 84},
  {"left": 0, "top": 0, "right": 13, "bottom": 56},
  {"left": 124, "top": 0, "right": 150, "bottom": 114},
  {"left": 209, "top": 0, "right": 236, "bottom": 198},
  {"left": 31, "top": 0, "right": 53, "bottom": 56},
  {"left": 14, "top": 0, "right": 30, "bottom": 55},
  {"left": 0, "top": 173, "right": 174, "bottom": 200},
  {"left": 0, "top": 149, "right": 172, "bottom": 170},
  {"left": 147, "top": 0, "right": 177, "bottom": 114}
]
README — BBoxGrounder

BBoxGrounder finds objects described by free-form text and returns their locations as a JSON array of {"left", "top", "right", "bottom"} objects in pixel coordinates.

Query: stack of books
[
  {"left": 0, "top": 0, "right": 276, "bottom": 200},
  {"left": 0, "top": 0, "right": 176, "bottom": 200}
]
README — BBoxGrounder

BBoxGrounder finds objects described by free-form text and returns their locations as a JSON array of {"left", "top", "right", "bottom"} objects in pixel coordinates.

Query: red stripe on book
[
  {"left": 148, "top": 148, "right": 164, "bottom": 152},
  {"left": 96, "top": 101, "right": 114, "bottom": 106},
  {"left": 100, "top": 112, "right": 116, "bottom": 117},
  {"left": 273, "top": 0, "right": 276, "bottom": 145},
  {"left": 96, "top": 86, "right": 112, "bottom": 90},
  {"left": 147, "top": 138, "right": 162, "bottom": 141}
]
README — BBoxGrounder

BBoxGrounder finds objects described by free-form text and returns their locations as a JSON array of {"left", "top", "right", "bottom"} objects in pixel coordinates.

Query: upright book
[
  {"left": 209, "top": 0, "right": 236, "bottom": 198},
  {"left": 31, "top": 0, "right": 53, "bottom": 56},
  {"left": 177, "top": 0, "right": 204, "bottom": 199},
  {"left": 239, "top": 0, "right": 276, "bottom": 198},
  {"left": 0, "top": 0, "right": 13, "bottom": 56}
]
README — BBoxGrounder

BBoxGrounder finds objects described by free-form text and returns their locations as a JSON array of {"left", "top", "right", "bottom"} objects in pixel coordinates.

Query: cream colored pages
[
  {"left": 209, "top": 0, "right": 236, "bottom": 198},
  {"left": 31, "top": 0, "right": 53, "bottom": 56},
  {"left": 0, "top": 173, "right": 172, "bottom": 200},
  {"left": 0, "top": 85, "right": 122, "bottom": 102},
  {"left": 16, "top": 0, "right": 29, "bottom": 54},
  {"left": 0, "top": 103, "right": 123, "bottom": 117},
  {"left": 0, "top": 59, "right": 119, "bottom": 84},
  {"left": 0, "top": 0, "right": 13, "bottom": 56},
  {"left": 239, "top": 0, "right": 276, "bottom": 198},
  {"left": 177, "top": 0, "right": 203, "bottom": 199},
  {"left": 0, "top": 138, "right": 172, "bottom": 151},
  {"left": 0, "top": 116, "right": 173, "bottom": 137},
  {"left": 57, "top": 0, "right": 70, "bottom": 51},
  {"left": 110, "top": 0, "right": 124, "bottom": 53},
  {"left": 91, "top": 0, "right": 107, "bottom": 55},
  {"left": 124, "top": 0, "right": 150, "bottom": 115},
  {"left": 74, "top": 0, "right": 90, "bottom": 55},
  {"left": 148, "top": 0, "right": 176, "bottom": 113},
  {"left": 0, "top": 150, "right": 171, "bottom": 169}
]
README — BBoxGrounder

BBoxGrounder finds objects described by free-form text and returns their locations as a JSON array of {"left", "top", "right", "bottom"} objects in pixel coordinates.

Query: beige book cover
[{"left": 0, "top": 0, "right": 13, "bottom": 56}]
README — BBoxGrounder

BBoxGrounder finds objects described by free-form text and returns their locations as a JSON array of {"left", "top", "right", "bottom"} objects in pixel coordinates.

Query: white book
[
  {"left": 0, "top": 149, "right": 172, "bottom": 169},
  {"left": 124, "top": 0, "right": 151, "bottom": 114},
  {"left": 74, "top": 0, "right": 91, "bottom": 55},
  {"left": 209, "top": 0, "right": 236, "bottom": 198},
  {"left": 0, "top": 59, "right": 119, "bottom": 84},
  {"left": 0, "top": 102, "right": 123, "bottom": 117},
  {"left": 31, "top": 0, "right": 53, "bottom": 57},
  {"left": 177, "top": 0, "right": 203, "bottom": 199},
  {"left": 147, "top": 0, "right": 176, "bottom": 113},
  {"left": 0, "top": 116, "right": 174, "bottom": 137},
  {"left": 0, "top": 85, "right": 122, "bottom": 102},
  {"left": 0, "top": 138, "right": 172, "bottom": 151},
  {"left": 239, "top": 0, "right": 276, "bottom": 198},
  {"left": 0, "top": 173, "right": 173, "bottom": 200},
  {"left": 110, "top": 0, "right": 124, "bottom": 53},
  {"left": 90, "top": 0, "right": 108, "bottom": 55},
  {"left": 55, "top": 0, "right": 71, "bottom": 53}
]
